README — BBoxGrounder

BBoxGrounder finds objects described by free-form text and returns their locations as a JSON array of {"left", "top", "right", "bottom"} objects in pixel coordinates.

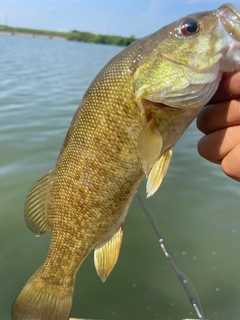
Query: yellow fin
[
  {"left": 25, "top": 171, "right": 53, "bottom": 235},
  {"left": 138, "top": 119, "right": 163, "bottom": 175},
  {"left": 147, "top": 148, "right": 173, "bottom": 198},
  {"left": 94, "top": 225, "right": 124, "bottom": 282},
  {"left": 12, "top": 266, "right": 74, "bottom": 320}
]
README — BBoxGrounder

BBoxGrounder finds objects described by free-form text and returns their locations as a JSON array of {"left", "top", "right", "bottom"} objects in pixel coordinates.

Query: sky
[{"left": 1, "top": 0, "right": 240, "bottom": 38}]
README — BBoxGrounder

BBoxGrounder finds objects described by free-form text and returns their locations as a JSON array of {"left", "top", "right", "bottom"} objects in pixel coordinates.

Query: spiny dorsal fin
[
  {"left": 147, "top": 148, "right": 173, "bottom": 198},
  {"left": 138, "top": 118, "right": 163, "bottom": 175},
  {"left": 24, "top": 170, "right": 53, "bottom": 235},
  {"left": 94, "top": 225, "right": 124, "bottom": 282}
]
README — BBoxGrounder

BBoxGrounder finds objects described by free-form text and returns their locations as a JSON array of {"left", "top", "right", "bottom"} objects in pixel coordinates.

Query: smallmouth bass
[{"left": 12, "top": 4, "right": 240, "bottom": 319}]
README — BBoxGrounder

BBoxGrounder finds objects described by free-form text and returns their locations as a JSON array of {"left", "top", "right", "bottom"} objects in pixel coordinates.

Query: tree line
[{"left": 0, "top": 25, "right": 137, "bottom": 46}]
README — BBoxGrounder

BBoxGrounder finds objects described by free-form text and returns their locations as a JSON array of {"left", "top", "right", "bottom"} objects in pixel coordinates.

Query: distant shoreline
[
  {"left": 0, "top": 26, "right": 137, "bottom": 46},
  {"left": 0, "top": 31, "right": 67, "bottom": 41}
]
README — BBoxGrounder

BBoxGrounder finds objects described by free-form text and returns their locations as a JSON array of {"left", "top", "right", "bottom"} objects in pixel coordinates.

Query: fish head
[
  {"left": 134, "top": 3, "right": 240, "bottom": 109},
  {"left": 134, "top": 4, "right": 240, "bottom": 197}
]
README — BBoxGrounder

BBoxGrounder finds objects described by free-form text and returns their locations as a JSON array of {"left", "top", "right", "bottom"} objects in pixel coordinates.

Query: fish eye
[{"left": 180, "top": 19, "right": 200, "bottom": 35}]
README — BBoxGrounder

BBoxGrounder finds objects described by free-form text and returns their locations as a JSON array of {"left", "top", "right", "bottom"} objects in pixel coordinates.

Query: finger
[
  {"left": 211, "top": 71, "right": 240, "bottom": 102},
  {"left": 221, "top": 144, "right": 240, "bottom": 182},
  {"left": 197, "top": 125, "right": 240, "bottom": 164},
  {"left": 196, "top": 99, "right": 240, "bottom": 134}
]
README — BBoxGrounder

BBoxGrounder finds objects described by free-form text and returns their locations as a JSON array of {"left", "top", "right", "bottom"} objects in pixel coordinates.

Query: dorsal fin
[
  {"left": 24, "top": 171, "right": 53, "bottom": 235},
  {"left": 147, "top": 148, "right": 173, "bottom": 198},
  {"left": 94, "top": 225, "right": 124, "bottom": 282},
  {"left": 138, "top": 118, "right": 163, "bottom": 175}
]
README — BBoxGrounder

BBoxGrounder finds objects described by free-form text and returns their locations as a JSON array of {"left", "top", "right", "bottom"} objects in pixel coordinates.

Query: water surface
[{"left": 1, "top": 35, "right": 240, "bottom": 320}]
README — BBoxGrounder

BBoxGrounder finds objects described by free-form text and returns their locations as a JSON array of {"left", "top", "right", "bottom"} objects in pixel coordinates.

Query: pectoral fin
[
  {"left": 146, "top": 148, "right": 173, "bottom": 198},
  {"left": 138, "top": 119, "right": 163, "bottom": 175},
  {"left": 24, "top": 171, "right": 53, "bottom": 235},
  {"left": 94, "top": 225, "right": 123, "bottom": 282}
]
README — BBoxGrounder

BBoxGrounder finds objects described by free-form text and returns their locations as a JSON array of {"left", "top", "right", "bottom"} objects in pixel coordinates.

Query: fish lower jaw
[
  {"left": 216, "top": 18, "right": 240, "bottom": 72},
  {"left": 222, "top": 46, "right": 240, "bottom": 72}
]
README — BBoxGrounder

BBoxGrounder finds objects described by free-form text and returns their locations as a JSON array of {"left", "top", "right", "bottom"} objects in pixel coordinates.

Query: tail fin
[{"left": 12, "top": 268, "right": 74, "bottom": 320}]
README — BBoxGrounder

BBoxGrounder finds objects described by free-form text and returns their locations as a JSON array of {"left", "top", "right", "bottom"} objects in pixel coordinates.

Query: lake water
[{"left": 1, "top": 35, "right": 240, "bottom": 320}]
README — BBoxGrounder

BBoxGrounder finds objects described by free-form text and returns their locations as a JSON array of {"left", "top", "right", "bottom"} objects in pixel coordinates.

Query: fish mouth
[{"left": 217, "top": 4, "right": 240, "bottom": 41}]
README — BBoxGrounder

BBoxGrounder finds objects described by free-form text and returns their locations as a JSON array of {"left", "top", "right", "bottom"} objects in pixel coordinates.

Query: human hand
[{"left": 197, "top": 72, "right": 240, "bottom": 181}]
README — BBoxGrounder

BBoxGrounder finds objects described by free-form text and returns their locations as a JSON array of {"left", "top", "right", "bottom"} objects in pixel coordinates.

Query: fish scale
[{"left": 12, "top": 4, "right": 240, "bottom": 319}]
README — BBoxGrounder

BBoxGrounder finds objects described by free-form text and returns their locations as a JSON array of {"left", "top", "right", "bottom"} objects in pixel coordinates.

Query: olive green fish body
[
  {"left": 12, "top": 4, "right": 240, "bottom": 319},
  {"left": 12, "top": 41, "right": 147, "bottom": 320},
  {"left": 45, "top": 50, "right": 146, "bottom": 266}
]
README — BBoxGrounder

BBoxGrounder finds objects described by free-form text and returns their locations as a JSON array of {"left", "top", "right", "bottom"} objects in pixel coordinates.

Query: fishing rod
[{"left": 136, "top": 192, "right": 205, "bottom": 320}]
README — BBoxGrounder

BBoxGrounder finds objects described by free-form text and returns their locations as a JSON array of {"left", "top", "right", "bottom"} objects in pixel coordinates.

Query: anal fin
[
  {"left": 147, "top": 148, "right": 173, "bottom": 198},
  {"left": 25, "top": 170, "right": 53, "bottom": 235},
  {"left": 94, "top": 225, "right": 124, "bottom": 282}
]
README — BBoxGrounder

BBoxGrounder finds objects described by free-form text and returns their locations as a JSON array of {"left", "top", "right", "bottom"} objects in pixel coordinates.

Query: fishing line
[
  {"left": 136, "top": 191, "right": 205, "bottom": 320},
  {"left": 180, "top": 270, "right": 205, "bottom": 319}
]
